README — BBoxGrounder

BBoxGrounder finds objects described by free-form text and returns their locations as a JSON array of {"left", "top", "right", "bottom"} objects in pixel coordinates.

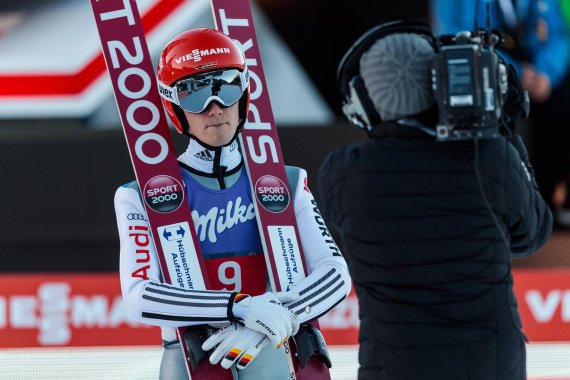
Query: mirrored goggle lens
[{"left": 175, "top": 69, "right": 245, "bottom": 113}]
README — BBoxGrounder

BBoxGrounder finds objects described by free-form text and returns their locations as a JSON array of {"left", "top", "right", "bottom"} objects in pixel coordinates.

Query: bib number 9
[
  {"left": 205, "top": 254, "right": 266, "bottom": 295},
  {"left": 218, "top": 261, "right": 242, "bottom": 292}
]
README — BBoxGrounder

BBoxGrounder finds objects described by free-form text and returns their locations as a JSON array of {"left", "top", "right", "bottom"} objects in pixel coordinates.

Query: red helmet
[{"left": 157, "top": 28, "right": 250, "bottom": 134}]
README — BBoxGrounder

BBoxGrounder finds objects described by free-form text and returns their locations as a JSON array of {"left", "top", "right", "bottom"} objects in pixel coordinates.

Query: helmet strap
[{"left": 173, "top": 103, "right": 191, "bottom": 135}]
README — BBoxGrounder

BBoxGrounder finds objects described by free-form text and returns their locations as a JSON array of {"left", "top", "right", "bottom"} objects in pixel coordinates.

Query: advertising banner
[
  {"left": 0, "top": 270, "right": 567, "bottom": 348},
  {"left": 513, "top": 269, "right": 570, "bottom": 342}
]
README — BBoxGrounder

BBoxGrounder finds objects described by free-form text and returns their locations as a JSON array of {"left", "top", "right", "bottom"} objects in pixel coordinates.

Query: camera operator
[{"left": 318, "top": 21, "right": 553, "bottom": 380}]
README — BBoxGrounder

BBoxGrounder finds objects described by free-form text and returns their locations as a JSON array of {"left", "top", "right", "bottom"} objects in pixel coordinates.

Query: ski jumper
[{"left": 115, "top": 138, "right": 351, "bottom": 379}]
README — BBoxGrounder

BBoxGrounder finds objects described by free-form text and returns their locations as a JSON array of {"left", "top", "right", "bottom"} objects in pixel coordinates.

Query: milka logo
[
  {"left": 191, "top": 197, "right": 256, "bottom": 243},
  {"left": 175, "top": 47, "right": 232, "bottom": 64}
]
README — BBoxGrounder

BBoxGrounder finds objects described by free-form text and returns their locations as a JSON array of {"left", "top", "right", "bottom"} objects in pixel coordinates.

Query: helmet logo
[
  {"left": 196, "top": 62, "right": 217, "bottom": 71},
  {"left": 175, "top": 47, "right": 232, "bottom": 64},
  {"left": 158, "top": 84, "right": 174, "bottom": 101}
]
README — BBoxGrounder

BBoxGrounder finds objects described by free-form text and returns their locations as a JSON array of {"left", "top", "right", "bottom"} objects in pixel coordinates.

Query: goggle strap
[
  {"left": 157, "top": 80, "right": 180, "bottom": 106},
  {"left": 239, "top": 70, "right": 248, "bottom": 92}
]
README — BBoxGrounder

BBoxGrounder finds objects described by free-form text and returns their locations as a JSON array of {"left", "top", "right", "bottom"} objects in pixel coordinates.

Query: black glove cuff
[
  {"left": 227, "top": 292, "right": 249, "bottom": 322},
  {"left": 227, "top": 292, "right": 239, "bottom": 322}
]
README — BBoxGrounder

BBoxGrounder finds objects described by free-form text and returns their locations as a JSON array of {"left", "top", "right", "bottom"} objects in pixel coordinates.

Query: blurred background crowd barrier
[{"left": 1, "top": 0, "right": 569, "bottom": 379}]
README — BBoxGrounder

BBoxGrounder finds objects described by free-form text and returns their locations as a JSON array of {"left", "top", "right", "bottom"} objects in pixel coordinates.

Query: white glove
[
  {"left": 274, "top": 290, "right": 300, "bottom": 306},
  {"left": 202, "top": 323, "right": 269, "bottom": 369},
  {"left": 208, "top": 321, "right": 231, "bottom": 329},
  {"left": 230, "top": 292, "right": 299, "bottom": 348}
]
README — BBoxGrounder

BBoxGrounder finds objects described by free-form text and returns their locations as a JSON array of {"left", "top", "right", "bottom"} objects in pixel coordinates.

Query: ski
[
  {"left": 210, "top": 1, "right": 332, "bottom": 378},
  {"left": 90, "top": 1, "right": 232, "bottom": 379}
]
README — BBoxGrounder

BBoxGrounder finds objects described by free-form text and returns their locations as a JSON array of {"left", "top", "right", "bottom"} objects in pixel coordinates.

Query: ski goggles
[{"left": 158, "top": 68, "right": 248, "bottom": 113}]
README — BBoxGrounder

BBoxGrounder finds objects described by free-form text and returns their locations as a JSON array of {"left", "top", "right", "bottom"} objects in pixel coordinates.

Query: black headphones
[{"left": 337, "top": 20, "right": 438, "bottom": 132}]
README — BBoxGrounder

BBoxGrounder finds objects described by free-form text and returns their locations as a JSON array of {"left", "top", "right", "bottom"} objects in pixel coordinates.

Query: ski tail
[
  {"left": 210, "top": 1, "right": 332, "bottom": 378},
  {"left": 90, "top": 1, "right": 232, "bottom": 378}
]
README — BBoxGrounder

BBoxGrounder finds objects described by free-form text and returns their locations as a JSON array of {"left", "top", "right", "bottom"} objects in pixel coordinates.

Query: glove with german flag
[
  {"left": 228, "top": 291, "right": 299, "bottom": 348},
  {"left": 202, "top": 323, "right": 268, "bottom": 369}
]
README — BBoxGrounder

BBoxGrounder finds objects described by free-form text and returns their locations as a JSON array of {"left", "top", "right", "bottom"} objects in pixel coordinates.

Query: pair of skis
[{"left": 91, "top": 0, "right": 330, "bottom": 379}]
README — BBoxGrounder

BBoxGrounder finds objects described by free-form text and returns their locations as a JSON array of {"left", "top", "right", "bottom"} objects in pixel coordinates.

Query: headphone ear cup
[
  {"left": 342, "top": 75, "right": 382, "bottom": 131},
  {"left": 352, "top": 75, "right": 381, "bottom": 127},
  {"left": 337, "top": 20, "right": 437, "bottom": 130}
]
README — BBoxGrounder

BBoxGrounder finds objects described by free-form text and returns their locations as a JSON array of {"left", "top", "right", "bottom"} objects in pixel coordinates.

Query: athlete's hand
[
  {"left": 230, "top": 292, "right": 299, "bottom": 348},
  {"left": 208, "top": 321, "right": 231, "bottom": 329},
  {"left": 202, "top": 323, "right": 269, "bottom": 369},
  {"left": 274, "top": 290, "right": 300, "bottom": 307}
]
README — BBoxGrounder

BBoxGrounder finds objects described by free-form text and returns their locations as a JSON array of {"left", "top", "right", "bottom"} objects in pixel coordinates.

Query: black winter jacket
[{"left": 317, "top": 123, "right": 552, "bottom": 379}]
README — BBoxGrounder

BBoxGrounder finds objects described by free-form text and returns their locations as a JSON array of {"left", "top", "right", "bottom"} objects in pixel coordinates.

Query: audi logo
[{"left": 127, "top": 213, "right": 146, "bottom": 221}]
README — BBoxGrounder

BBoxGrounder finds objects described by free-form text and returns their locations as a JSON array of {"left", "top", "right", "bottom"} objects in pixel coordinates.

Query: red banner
[
  {"left": 513, "top": 269, "right": 570, "bottom": 342},
  {"left": 0, "top": 273, "right": 160, "bottom": 347},
  {"left": 0, "top": 270, "right": 568, "bottom": 348}
]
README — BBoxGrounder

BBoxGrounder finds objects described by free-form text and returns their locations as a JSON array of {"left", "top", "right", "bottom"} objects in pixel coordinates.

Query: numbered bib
[{"left": 204, "top": 252, "right": 267, "bottom": 295}]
